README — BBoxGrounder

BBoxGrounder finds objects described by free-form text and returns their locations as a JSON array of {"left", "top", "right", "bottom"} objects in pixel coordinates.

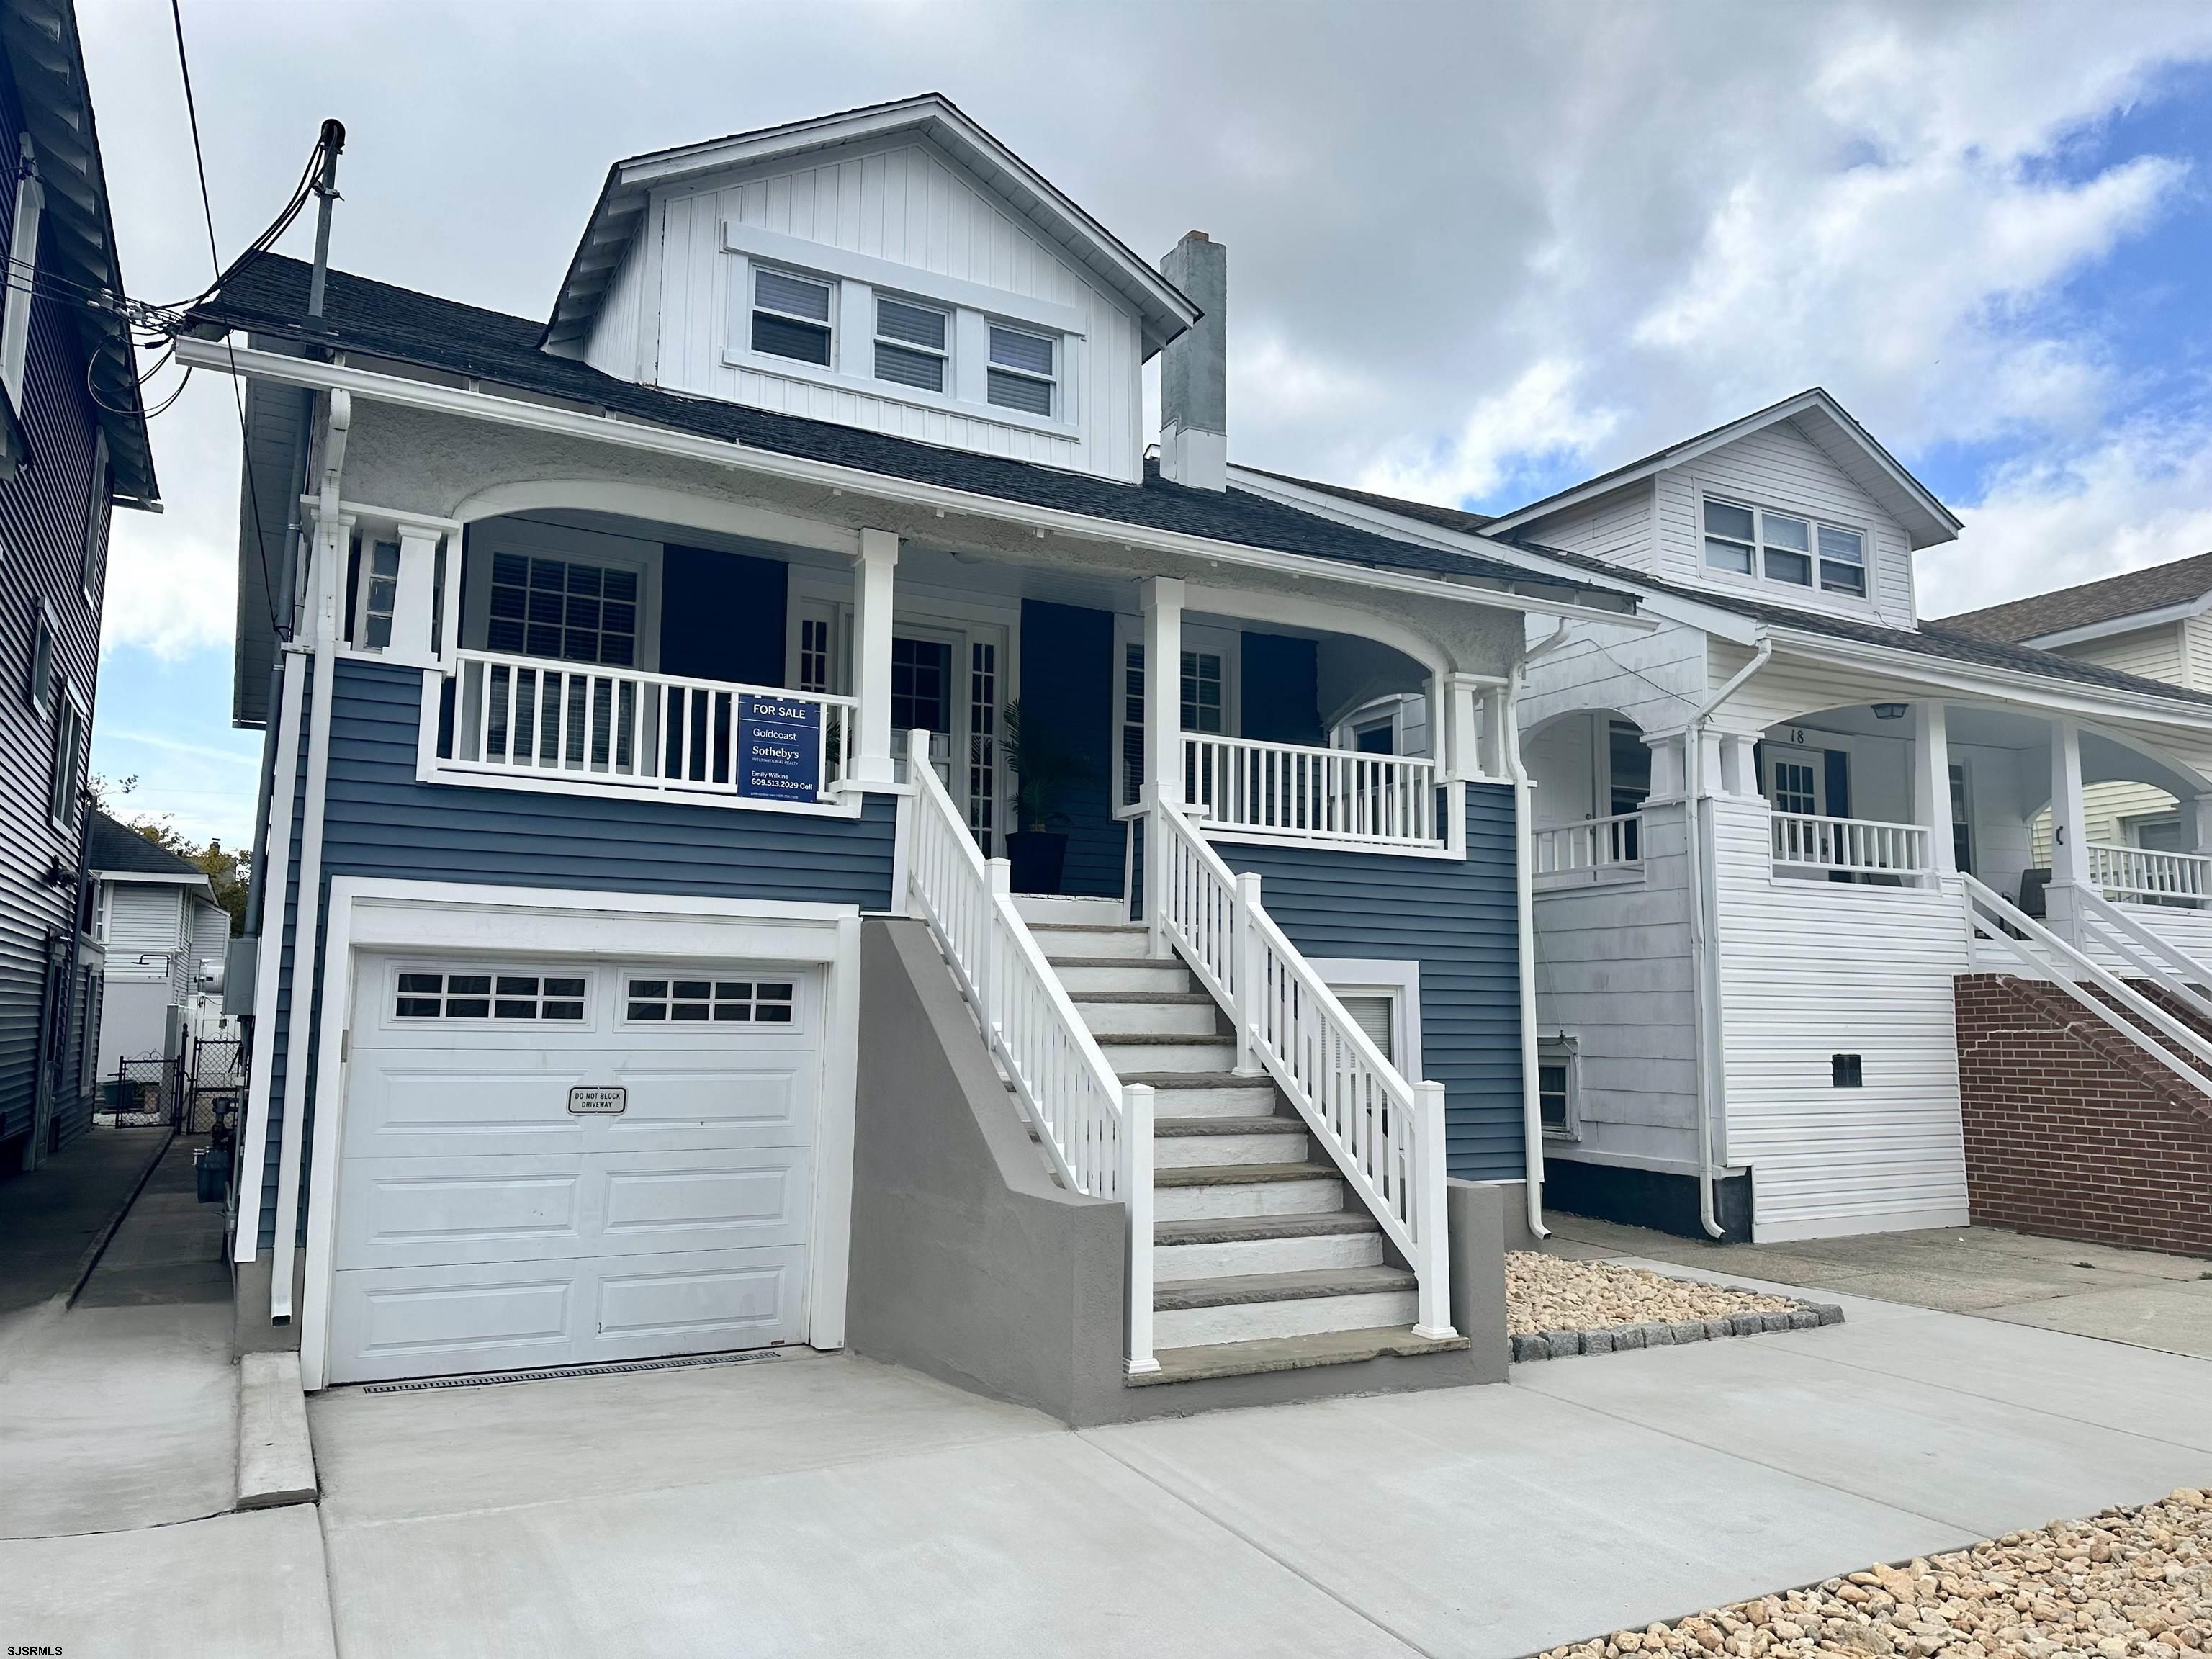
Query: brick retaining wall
[{"left": 1954, "top": 974, "right": 2212, "bottom": 1259}]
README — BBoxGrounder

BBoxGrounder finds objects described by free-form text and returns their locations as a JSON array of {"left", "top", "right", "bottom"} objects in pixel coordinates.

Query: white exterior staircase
[{"left": 1031, "top": 916, "right": 1446, "bottom": 1369}]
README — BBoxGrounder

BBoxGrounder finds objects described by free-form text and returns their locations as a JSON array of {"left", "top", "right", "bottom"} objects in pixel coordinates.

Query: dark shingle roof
[
  {"left": 186, "top": 253, "right": 1633, "bottom": 612},
  {"left": 88, "top": 811, "right": 208, "bottom": 880},
  {"left": 1266, "top": 472, "right": 2212, "bottom": 709},
  {"left": 1934, "top": 551, "right": 2212, "bottom": 645}
]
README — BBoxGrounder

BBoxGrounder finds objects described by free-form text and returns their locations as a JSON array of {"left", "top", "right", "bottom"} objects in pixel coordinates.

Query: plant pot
[{"left": 1006, "top": 830, "right": 1070, "bottom": 894}]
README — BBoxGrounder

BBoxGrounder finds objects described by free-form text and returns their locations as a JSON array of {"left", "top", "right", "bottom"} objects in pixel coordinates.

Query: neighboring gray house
[{"left": 86, "top": 812, "right": 228, "bottom": 1081}]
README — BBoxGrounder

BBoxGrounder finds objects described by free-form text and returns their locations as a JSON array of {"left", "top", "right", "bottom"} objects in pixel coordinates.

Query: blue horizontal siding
[
  {"left": 1216, "top": 784, "right": 1525, "bottom": 1183},
  {"left": 256, "top": 655, "right": 896, "bottom": 1248}
]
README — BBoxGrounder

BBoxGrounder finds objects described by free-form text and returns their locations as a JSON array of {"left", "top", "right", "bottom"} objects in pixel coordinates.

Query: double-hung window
[
  {"left": 48, "top": 680, "right": 81, "bottom": 828},
  {"left": 986, "top": 325, "right": 1055, "bottom": 416},
  {"left": 358, "top": 540, "right": 400, "bottom": 649},
  {"left": 486, "top": 552, "right": 638, "bottom": 666},
  {"left": 874, "top": 296, "right": 948, "bottom": 394},
  {"left": 750, "top": 268, "right": 834, "bottom": 367},
  {"left": 1704, "top": 498, "right": 1869, "bottom": 598}
]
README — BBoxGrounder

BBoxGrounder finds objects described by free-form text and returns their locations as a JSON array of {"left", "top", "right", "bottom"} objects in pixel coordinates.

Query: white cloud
[
  {"left": 100, "top": 370, "right": 241, "bottom": 662},
  {"left": 1927, "top": 416, "right": 2212, "bottom": 616},
  {"left": 1354, "top": 359, "right": 1619, "bottom": 508}
]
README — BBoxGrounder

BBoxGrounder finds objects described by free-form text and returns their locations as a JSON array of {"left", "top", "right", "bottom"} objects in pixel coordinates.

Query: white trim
[
  {"left": 721, "top": 219, "right": 1085, "bottom": 337},
  {"left": 448, "top": 480, "right": 857, "bottom": 558},
  {"left": 2023, "top": 595, "right": 2212, "bottom": 652},
  {"left": 1307, "top": 958, "right": 1423, "bottom": 1079},
  {"left": 1536, "top": 1033, "right": 1581, "bottom": 1141},
  {"left": 174, "top": 340, "right": 1649, "bottom": 630},
  {"left": 0, "top": 139, "right": 41, "bottom": 412},
  {"left": 416, "top": 747, "right": 869, "bottom": 819},
  {"left": 297, "top": 877, "right": 866, "bottom": 1391},
  {"left": 234, "top": 648, "right": 305, "bottom": 1265},
  {"left": 89, "top": 870, "right": 212, "bottom": 889}
]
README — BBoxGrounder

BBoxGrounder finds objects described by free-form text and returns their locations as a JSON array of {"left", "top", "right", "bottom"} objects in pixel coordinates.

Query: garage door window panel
[
  {"left": 625, "top": 976, "right": 796, "bottom": 1025},
  {"left": 395, "top": 969, "right": 588, "bottom": 1022}
]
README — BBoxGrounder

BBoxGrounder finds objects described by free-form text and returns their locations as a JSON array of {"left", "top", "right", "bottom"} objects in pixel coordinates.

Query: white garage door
[{"left": 328, "top": 956, "right": 820, "bottom": 1385}]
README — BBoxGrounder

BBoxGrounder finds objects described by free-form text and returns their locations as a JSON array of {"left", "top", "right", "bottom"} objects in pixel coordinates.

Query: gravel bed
[
  {"left": 1507, "top": 1252, "right": 1801, "bottom": 1337},
  {"left": 1534, "top": 1488, "right": 2211, "bottom": 1659}
]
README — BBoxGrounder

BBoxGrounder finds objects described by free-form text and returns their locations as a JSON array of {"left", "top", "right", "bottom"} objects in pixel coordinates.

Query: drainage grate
[{"left": 359, "top": 1346, "right": 786, "bottom": 1394}]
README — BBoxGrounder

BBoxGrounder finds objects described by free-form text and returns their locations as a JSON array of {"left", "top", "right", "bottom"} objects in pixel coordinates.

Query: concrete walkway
[
  {"left": 1543, "top": 1215, "right": 2212, "bottom": 1358},
  {"left": 0, "top": 1124, "right": 168, "bottom": 1318},
  {"left": 289, "top": 1280, "right": 2211, "bottom": 1659}
]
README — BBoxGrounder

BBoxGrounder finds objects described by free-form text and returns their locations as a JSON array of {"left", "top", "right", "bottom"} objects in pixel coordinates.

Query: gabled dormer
[
  {"left": 1485, "top": 389, "right": 1960, "bottom": 631},
  {"left": 539, "top": 94, "right": 1200, "bottom": 485}
]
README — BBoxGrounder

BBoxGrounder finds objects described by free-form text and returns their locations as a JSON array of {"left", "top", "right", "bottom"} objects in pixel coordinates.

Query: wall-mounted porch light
[{"left": 1872, "top": 703, "right": 1908, "bottom": 721}]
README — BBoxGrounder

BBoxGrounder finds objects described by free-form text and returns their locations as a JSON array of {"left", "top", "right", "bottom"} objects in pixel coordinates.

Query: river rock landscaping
[
  {"left": 1534, "top": 1488, "right": 2211, "bottom": 1659},
  {"left": 1506, "top": 1252, "right": 1840, "bottom": 1362}
]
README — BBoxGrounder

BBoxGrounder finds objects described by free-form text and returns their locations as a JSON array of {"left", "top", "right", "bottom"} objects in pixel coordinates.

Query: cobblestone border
[{"left": 1509, "top": 1296, "right": 1845, "bottom": 1363}]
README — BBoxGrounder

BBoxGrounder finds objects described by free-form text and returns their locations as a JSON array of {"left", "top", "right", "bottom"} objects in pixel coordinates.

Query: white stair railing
[
  {"left": 1149, "top": 793, "right": 1455, "bottom": 1339},
  {"left": 1534, "top": 811, "right": 1643, "bottom": 884},
  {"left": 1962, "top": 873, "right": 2212, "bottom": 1100},
  {"left": 1771, "top": 812, "right": 1929, "bottom": 879},
  {"left": 2072, "top": 885, "right": 2212, "bottom": 1022},
  {"left": 902, "top": 732, "right": 1157, "bottom": 1375},
  {"left": 1182, "top": 733, "right": 1444, "bottom": 849},
  {"left": 2087, "top": 842, "right": 2212, "bottom": 908}
]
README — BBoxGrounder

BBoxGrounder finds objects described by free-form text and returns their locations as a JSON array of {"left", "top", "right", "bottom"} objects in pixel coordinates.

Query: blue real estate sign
[{"left": 737, "top": 693, "right": 823, "bottom": 801}]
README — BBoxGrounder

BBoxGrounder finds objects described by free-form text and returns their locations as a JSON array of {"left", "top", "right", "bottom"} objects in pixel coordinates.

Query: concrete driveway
[{"left": 296, "top": 1277, "right": 2212, "bottom": 1659}]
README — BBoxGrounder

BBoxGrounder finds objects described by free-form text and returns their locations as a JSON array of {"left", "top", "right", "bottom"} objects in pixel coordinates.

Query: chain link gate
[{"left": 186, "top": 1037, "right": 244, "bottom": 1134}]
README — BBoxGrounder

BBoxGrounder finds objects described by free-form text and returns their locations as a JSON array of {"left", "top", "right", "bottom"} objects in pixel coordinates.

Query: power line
[{"left": 168, "top": 0, "right": 287, "bottom": 644}]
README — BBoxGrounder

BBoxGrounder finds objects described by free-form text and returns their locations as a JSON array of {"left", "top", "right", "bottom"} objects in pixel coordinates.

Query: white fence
[
  {"left": 1149, "top": 794, "right": 1455, "bottom": 1339},
  {"left": 436, "top": 649, "right": 856, "bottom": 804},
  {"left": 1534, "top": 812, "right": 1643, "bottom": 886},
  {"left": 2088, "top": 842, "right": 2212, "bottom": 909},
  {"left": 903, "top": 732, "right": 1157, "bottom": 1375},
  {"left": 1771, "top": 812, "right": 1930, "bottom": 880},
  {"left": 1183, "top": 734, "right": 1444, "bottom": 849}
]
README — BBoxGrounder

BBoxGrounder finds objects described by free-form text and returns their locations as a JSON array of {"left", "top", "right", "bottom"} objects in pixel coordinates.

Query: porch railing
[
  {"left": 1182, "top": 734, "right": 1444, "bottom": 849},
  {"left": 2088, "top": 842, "right": 2212, "bottom": 909},
  {"left": 1771, "top": 812, "right": 1930, "bottom": 880},
  {"left": 1534, "top": 811, "right": 1643, "bottom": 886},
  {"left": 436, "top": 648, "right": 856, "bottom": 804},
  {"left": 903, "top": 732, "right": 1157, "bottom": 1376},
  {"left": 1149, "top": 793, "right": 1455, "bottom": 1340}
]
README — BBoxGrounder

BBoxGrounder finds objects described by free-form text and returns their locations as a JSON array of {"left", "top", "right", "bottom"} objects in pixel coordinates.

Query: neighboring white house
[
  {"left": 1938, "top": 550, "right": 2212, "bottom": 860},
  {"left": 89, "top": 811, "right": 233, "bottom": 1080},
  {"left": 1237, "top": 390, "right": 2212, "bottom": 1246}
]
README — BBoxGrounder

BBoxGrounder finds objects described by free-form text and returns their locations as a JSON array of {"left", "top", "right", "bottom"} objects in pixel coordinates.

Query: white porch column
[
  {"left": 1646, "top": 731, "right": 1688, "bottom": 802},
  {"left": 384, "top": 522, "right": 442, "bottom": 666},
  {"left": 1143, "top": 576, "right": 1184, "bottom": 806},
  {"left": 2049, "top": 717, "right": 2088, "bottom": 943},
  {"left": 1717, "top": 732, "right": 1757, "bottom": 799},
  {"left": 2193, "top": 795, "right": 2212, "bottom": 858},
  {"left": 850, "top": 529, "right": 899, "bottom": 786},
  {"left": 1911, "top": 701, "right": 1955, "bottom": 877}
]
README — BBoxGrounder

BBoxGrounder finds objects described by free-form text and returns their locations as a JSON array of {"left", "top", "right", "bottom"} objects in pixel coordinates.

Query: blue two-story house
[
  {"left": 189, "top": 96, "right": 1642, "bottom": 1419},
  {"left": 0, "top": 0, "right": 159, "bottom": 1175}
]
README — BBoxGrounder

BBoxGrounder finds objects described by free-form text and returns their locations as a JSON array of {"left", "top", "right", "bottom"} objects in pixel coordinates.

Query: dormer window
[
  {"left": 874, "top": 297, "right": 948, "bottom": 394},
  {"left": 1704, "top": 497, "right": 1869, "bottom": 598},
  {"left": 750, "top": 268, "right": 834, "bottom": 367},
  {"left": 986, "top": 325, "right": 1055, "bottom": 416}
]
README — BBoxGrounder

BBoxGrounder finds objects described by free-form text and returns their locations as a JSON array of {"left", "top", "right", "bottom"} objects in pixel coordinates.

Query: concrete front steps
[{"left": 1029, "top": 919, "right": 1462, "bottom": 1383}]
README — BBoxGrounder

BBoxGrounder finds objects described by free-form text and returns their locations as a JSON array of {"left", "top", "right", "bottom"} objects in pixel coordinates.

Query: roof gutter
[{"left": 175, "top": 336, "right": 1654, "bottom": 631}]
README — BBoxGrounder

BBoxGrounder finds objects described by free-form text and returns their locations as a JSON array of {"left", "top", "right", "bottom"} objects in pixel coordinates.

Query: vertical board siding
[
  {"left": 1531, "top": 801, "right": 1699, "bottom": 1166},
  {"left": 1017, "top": 600, "right": 1120, "bottom": 899},
  {"left": 652, "top": 140, "right": 1142, "bottom": 483},
  {"left": 1655, "top": 422, "right": 1919, "bottom": 630},
  {"left": 256, "top": 656, "right": 899, "bottom": 1247},
  {"left": 1710, "top": 796, "right": 1971, "bottom": 1241},
  {"left": 1215, "top": 786, "right": 1525, "bottom": 1182},
  {"left": 0, "top": 63, "right": 113, "bottom": 1149}
]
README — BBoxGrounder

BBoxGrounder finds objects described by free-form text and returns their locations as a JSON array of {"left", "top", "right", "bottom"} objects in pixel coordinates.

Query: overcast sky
[{"left": 76, "top": 0, "right": 2212, "bottom": 844}]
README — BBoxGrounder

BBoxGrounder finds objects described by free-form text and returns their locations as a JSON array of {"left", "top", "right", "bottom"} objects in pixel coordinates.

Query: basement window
[
  {"left": 1832, "top": 1053, "right": 1863, "bottom": 1089},
  {"left": 1539, "top": 1036, "right": 1581, "bottom": 1139},
  {"left": 750, "top": 268, "right": 834, "bottom": 368}
]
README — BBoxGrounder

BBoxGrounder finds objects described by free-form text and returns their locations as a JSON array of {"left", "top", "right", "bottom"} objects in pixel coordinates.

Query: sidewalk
[
  {"left": 1542, "top": 1213, "right": 2212, "bottom": 1357},
  {"left": 0, "top": 1125, "right": 169, "bottom": 1321}
]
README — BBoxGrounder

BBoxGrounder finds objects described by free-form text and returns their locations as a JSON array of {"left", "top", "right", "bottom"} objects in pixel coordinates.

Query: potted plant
[{"left": 1000, "top": 700, "right": 1089, "bottom": 894}]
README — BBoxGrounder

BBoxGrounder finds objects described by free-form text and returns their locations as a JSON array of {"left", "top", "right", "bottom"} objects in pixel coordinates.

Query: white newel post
[
  {"left": 851, "top": 529, "right": 899, "bottom": 787},
  {"left": 2049, "top": 717, "right": 2088, "bottom": 945},
  {"left": 1232, "top": 871, "right": 1262, "bottom": 1075},
  {"left": 1411, "top": 1079, "right": 1455, "bottom": 1339},
  {"left": 382, "top": 522, "right": 442, "bottom": 666},
  {"left": 1912, "top": 701, "right": 1954, "bottom": 882},
  {"left": 982, "top": 856, "right": 1010, "bottom": 1044},
  {"left": 1141, "top": 578, "right": 1184, "bottom": 959},
  {"left": 1122, "top": 1082, "right": 1158, "bottom": 1375}
]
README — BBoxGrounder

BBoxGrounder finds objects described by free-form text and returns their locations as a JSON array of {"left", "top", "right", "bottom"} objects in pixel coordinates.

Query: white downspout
[
  {"left": 1683, "top": 634, "right": 1771, "bottom": 1240},
  {"left": 268, "top": 390, "right": 349, "bottom": 1322},
  {"left": 1507, "top": 621, "right": 1573, "bottom": 1243}
]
